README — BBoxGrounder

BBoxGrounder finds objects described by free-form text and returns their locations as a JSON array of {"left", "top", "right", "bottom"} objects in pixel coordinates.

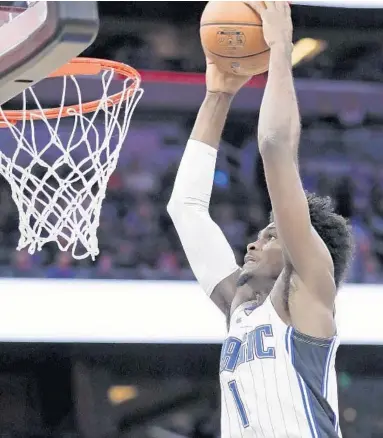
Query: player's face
[{"left": 241, "top": 223, "right": 284, "bottom": 283}]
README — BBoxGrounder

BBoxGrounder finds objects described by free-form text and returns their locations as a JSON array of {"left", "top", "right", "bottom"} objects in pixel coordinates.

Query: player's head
[
  {"left": 239, "top": 222, "right": 283, "bottom": 289},
  {"left": 239, "top": 192, "right": 353, "bottom": 289}
]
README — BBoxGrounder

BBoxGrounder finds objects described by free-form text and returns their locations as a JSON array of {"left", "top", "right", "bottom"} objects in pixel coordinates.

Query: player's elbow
[
  {"left": 168, "top": 192, "right": 210, "bottom": 224},
  {"left": 167, "top": 197, "right": 208, "bottom": 225},
  {"left": 259, "top": 139, "right": 284, "bottom": 161},
  {"left": 259, "top": 129, "right": 300, "bottom": 158},
  {"left": 259, "top": 137, "right": 295, "bottom": 163},
  {"left": 167, "top": 196, "right": 184, "bottom": 220},
  {"left": 166, "top": 198, "right": 177, "bottom": 218}
]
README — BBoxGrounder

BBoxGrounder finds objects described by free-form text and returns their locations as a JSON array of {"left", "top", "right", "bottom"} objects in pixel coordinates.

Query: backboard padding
[{"left": 0, "top": 1, "right": 99, "bottom": 105}]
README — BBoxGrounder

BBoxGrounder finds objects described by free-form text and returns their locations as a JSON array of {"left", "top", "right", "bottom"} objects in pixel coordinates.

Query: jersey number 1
[{"left": 228, "top": 380, "right": 249, "bottom": 428}]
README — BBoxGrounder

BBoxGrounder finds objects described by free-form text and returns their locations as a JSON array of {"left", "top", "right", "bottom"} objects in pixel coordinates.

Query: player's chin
[
  {"left": 238, "top": 262, "right": 260, "bottom": 283},
  {"left": 241, "top": 261, "right": 258, "bottom": 276},
  {"left": 242, "top": 260, "right": 258, "bottom": 269},
  {"left": 237, "top": 269, "right": 252, "bottom": 287},
  {"left": 244, "top": 259, "right": 280, "bottom": 279}
]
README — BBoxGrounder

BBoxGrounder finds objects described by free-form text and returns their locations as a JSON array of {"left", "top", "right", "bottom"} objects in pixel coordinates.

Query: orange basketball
[{"left": 200, "top": 1, "right": 270, "bottom": 76}]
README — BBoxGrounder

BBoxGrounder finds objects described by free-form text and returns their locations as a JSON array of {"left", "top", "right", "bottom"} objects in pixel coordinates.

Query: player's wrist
[
  {"left": 205, "top": 90, "right": 235, "bottom": 103},
  {"left": 270, "top": 41, "right": 293, "bottom": 60}
]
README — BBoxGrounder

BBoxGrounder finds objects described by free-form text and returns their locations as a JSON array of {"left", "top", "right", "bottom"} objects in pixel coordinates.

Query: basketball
[{"left": 200, "top": 1, "right": 270, "bottom": 76}]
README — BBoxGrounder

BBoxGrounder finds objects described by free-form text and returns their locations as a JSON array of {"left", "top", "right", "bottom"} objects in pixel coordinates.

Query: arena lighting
[
  {"left": 108, "top": 385, "right": 138, "bottom": 405},
  {"left": 292, "top": 1, "right": 383, "bottom": 7},
  {"left": 292, "top": 38, "right": 327, "bottom": 67}
]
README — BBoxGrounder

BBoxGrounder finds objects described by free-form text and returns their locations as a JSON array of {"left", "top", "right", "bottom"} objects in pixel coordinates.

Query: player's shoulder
[{"left": 211, "top": 269, "right": 241, "bottom": 316}]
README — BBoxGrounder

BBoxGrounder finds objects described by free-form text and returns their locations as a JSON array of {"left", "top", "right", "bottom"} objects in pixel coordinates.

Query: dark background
[{"left": 0, "top": 2, "right": 382, "bottom": 438}]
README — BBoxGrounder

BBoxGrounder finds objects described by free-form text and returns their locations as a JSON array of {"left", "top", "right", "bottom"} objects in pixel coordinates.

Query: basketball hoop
[{"left": 0, "top": 57, "right": 143, "bottom": 260}]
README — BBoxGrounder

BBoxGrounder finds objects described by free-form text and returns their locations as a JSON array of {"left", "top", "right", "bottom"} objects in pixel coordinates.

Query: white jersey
[{"left": 220, "top": 296, "right": 341, "bottom": 438}]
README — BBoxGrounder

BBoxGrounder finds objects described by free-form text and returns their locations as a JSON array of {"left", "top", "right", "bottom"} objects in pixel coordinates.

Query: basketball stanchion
[{"left": 0, "top": 58, "right": 143, "bottom": 260}]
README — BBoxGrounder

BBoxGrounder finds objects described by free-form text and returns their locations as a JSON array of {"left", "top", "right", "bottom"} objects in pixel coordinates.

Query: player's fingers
[
  {"left": 272, "top": 1, "right": 284, "bottom": 12},
  {"left": 243, "top": 1, "right": 267, "bottom": 16},
  {"left": 263, "top": 1, "right": 276, "bottom": 10},
  {"left": 272, "top": 2, "right": 291, "bottom": 18},
  {"left": 283, "top": 1, "right": 292, "bottom": 16}
]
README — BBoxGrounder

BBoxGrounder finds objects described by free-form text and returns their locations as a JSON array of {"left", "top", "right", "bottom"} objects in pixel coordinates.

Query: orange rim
[{"left": 0, "top": 57, "right": 141, "bottom": 127}]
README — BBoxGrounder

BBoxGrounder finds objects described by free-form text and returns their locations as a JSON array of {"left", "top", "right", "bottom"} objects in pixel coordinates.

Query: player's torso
[{"left": 219, "top": 296, "right": 342, "bottom": 438}]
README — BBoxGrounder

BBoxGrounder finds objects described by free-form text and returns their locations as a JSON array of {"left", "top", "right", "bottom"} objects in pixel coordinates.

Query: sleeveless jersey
[{"left": 219, "top": 296, "right": 341, "bottom": 438}]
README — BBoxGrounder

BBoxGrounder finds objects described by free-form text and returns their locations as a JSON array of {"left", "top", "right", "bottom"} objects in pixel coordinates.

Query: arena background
[{"left": 0, "top": 1, "right": 383, "bottom": 437}]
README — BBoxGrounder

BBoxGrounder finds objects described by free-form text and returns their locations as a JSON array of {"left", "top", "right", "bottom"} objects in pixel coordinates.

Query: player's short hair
[{"left": 271, "top": 192, "right": 354, "bottom": 288}]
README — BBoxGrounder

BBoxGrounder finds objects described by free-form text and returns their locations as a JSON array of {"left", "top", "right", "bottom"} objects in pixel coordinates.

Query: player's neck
[
  {"left": 269, "top": 267, "right": 294, "bottom": 317},
  {"left": 234, "top": 281, "right": 273, "bottom": 309},
  {"left": 232, "top": 267, "right": 285, "bottom": 314}
]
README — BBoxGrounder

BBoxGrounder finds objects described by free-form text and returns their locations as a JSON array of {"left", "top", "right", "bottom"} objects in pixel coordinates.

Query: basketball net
[{"left": 0, "top": 58, "right": 143, "bottom": 260}]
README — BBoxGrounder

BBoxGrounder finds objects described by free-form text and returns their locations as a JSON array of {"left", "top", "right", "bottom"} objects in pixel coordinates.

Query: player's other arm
[
  {"left": 249, "top": 3, "right": 335, "bottom": 306},
  {"left": 167, "top": 60, "right": 251, "bottom": 316}
]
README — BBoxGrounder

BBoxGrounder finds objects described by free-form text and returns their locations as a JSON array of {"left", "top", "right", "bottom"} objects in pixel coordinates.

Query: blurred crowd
[
  {"left": 86, "top": 3, "right": 383, "bottom": 83},
  {"left": 0, "top": 119, "right": 382, "bottom": 284},
  {"left": 89, "top": 23, "right": 383, "bottom": 83}
]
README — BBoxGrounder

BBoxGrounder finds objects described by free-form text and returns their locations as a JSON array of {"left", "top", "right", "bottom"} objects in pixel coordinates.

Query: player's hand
[
  {"left": 205, "top": 57, "right": 252, "bottom": 96},
  {"left": 244, "top": 2, "right": 293, "bottom": 52}
]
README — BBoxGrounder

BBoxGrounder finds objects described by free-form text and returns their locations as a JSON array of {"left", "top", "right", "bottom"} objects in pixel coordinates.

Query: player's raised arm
[
  {"left": 246, "top": 2, "right": 335, "bottom": 307},
  {"left": 167, "top": 60, "right": 251, "bottom": 316}
]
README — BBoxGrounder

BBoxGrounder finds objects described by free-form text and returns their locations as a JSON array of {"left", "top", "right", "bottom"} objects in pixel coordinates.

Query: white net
[{"left": 0, "top": 68, "right": 143, "bottom": 259}]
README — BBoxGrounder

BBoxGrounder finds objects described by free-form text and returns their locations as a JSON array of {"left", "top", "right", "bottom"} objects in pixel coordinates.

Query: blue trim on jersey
[
  {"left": 285, "top": 326, "right": 319, "bottom": 438},
  {"left": 306, "top": 382, "right": 320, "bottom": 438},
  {"left": 322, "top": 337, "right": 336, "bottom": 399},
  {"left": 228, "top": 380, "right": 250, "bottom": 428},
  {"left": 322, "top": 337, "right": 338, "bottom": 429}
]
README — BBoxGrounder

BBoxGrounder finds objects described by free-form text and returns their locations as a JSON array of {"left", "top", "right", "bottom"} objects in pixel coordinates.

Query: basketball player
[{"left": 167, "top": 2, "right": 353, "bottom": 437}]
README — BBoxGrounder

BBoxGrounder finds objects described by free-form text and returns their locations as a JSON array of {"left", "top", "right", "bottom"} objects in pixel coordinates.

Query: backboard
[{"left": 0, "top": 1, "right": 99, "bottom": 105}]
